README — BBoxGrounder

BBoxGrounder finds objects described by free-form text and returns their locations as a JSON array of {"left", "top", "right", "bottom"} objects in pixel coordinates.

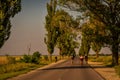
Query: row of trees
[
  {"left": 1, "top": 0, "right": 120, "bottom": 66},
  {"left": 45, "top": 0, "right": 79, "bottom": 61},
  {"left": 59, "top": 0, "right": 120, "bottom": 65},
  {"left": 80, "top": 18, "right": 106, "bottom": 58}
]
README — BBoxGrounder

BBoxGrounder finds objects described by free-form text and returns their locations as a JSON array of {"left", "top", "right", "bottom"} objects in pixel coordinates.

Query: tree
[
  {"left": 51, "top": 9, "right": 79, "bottom": 57},
  {"left": 45, "top": 0, "right": 57, "bottom": 62},
  {"left": 89, "top": 18, "right": 105, "bottom": 58},
  {"left": 79, "top": 37, "right": 90, "bottom": 56},
  {"left": 79, "top": 18, "right": 106, "bottom": 57},
  {"left": 0, "top": 0, "right": 21, "bottom": 48},
  {"left": 79, "top": 24, "right": 92, "bottom": 56},
  {"left": 59, "top": 0, "right": 120, "bottom": 65}
]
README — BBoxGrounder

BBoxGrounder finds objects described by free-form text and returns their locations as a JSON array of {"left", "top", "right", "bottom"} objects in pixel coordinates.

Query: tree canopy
[
  {"left": 45, "top": 0, "right": 57, "bottom": 61},
  {"left": 59, "top": 0, "right": 120, "bottom": 65},
  {"left": 0, "top": 0, "right": 21, "bottom": 48},
  {"left": 45, "top": 0, "right": 79, "bottom": 58}
]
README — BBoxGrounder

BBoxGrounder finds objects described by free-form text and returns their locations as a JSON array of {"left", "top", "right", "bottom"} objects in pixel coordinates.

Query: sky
[
  {"left": 0, "top": 0, "right": 51, "bottom": 55},
  {"left": 0, "top": 0, "right": 112, "bottom": 55}
]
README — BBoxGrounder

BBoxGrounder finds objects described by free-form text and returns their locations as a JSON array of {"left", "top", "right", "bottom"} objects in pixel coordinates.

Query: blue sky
[{"left": 0, "top": 0, "right": 52, "bottom": 55}]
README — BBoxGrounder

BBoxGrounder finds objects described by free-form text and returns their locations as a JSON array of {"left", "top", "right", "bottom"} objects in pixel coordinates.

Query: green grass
[
  {"left": 0, "top": 70, "right": 30, "bottom": 80},
  {"left": 0, "top": 63, "right": 42, "bottom": 80},
  {"left": 89, "top": 55, "right": 120, "bottom": 77},
  {"left": 0, "top": 55, "right": 64, "bottom": 80},
  {"left": 89, "top": 55, "right": 112, "bottom": 65}
]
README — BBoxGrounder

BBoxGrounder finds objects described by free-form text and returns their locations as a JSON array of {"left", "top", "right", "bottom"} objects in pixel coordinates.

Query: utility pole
[{"left": 28, "top": 43, "right": 31, "bottom": 55}]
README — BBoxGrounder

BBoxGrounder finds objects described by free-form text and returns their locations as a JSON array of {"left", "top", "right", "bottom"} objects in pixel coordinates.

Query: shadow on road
[{"left": 42, "top": 64, "right": 109, "bottom": 70}]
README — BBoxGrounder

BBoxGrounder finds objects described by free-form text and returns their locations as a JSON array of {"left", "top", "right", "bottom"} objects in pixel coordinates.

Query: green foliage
[
  {"left": 21, "top": 51, "right": 41, "bottom": 64},
  {"left": 21, "top": 54, "right": 31, "bottom": 63},
  {"left": 59, "top": 0, "right": 120, "bottom": 65},
  {"left": 31, "top": 51, "right": 41, "bottom": 64},
  {"left": 45, "top": 0, "right": 80, "bottom": 59},
  {"left": 0, "top": 0, "right": 21, "bottom": 48},
  {"left": 52, "top": 9, "right": 79, "bottom": 56},
  {"left": 45, "top": 0, "right": 57, "bottom": 62}
]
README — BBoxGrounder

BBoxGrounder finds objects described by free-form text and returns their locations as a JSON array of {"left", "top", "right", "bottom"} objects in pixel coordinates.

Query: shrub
[
  {"left": 21, "top": 54, "right": 31, "bottom": 63},
  {"left": 31, "top": 51, "right": 41, "bottom": 64},
  {"left": 21, "top": 51, "right": 41, "bottom": 64}
]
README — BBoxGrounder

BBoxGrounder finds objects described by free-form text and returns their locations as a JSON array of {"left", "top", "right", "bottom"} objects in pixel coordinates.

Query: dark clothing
[
  {"left": 85, "top": 56, "right": 88, "bottom": 61},
  {"left": 71, "top": 55, "right": 75, "bottom": 60},
  {"left": 55, "top": 56, "right": 58, "bottom": 62}
]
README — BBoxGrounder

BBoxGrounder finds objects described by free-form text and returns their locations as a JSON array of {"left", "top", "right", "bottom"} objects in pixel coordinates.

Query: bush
[
  {"left": 21, "top": 51, "right": 41, "bottom": 64},
  {"left": 31, "top": 51, "right": 41, "bottom": 64},
  {"left": 21, "top": 54, "right": 31, "bottom": 63}
]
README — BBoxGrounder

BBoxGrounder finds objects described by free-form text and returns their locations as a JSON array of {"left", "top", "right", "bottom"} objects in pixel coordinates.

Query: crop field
[
  {"left": 0, "top": 55, "right": 64, "bottom": 80},
  {"left": 0, "top": 56, "right": 22, "bottom": 65}
]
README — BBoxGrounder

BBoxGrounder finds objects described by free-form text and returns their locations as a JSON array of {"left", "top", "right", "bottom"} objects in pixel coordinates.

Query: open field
[
  {"left": 89, "top": 55, "right": 120, "bottom": 77},
  {"left": 89, "top": 55, "right": 120, "bottom": 65},
  {"left": 0, "top": 56, "right": 22, "bottom": 65},
  {"left": 0, "top": 55, "right": 67, "bottom": 80}
]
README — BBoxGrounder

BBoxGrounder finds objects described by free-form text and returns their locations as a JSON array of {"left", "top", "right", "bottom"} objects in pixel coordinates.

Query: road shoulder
[{"left": 88, "top": 61, "right": 120, "bottom": 80}]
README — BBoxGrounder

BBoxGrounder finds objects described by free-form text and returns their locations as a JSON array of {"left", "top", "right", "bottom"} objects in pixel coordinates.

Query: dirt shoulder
[{"left": 88, "top": 61, "right": 120, "bottom": 80}]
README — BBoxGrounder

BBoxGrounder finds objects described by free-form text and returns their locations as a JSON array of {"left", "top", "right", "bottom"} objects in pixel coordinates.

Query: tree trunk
[
  {"left": 96, "top": 51, "right": 99, "bottom": 58},
  {"left": 59, "top": 48, "right": 62, "bottom": 60},
  {"left": 48, "top": 53, "right": 52, "bottom": 62},
  {"left": 111, "top": 34, "right": 119, "bottom": 66}
]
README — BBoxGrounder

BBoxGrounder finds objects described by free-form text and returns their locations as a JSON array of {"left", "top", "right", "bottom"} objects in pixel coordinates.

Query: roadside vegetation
[
  {"left": 89, "top": 54, "right": 120, "bottom": 77},
  {"left": 0, "top": 52, "right": 63, "bottom": 80}
]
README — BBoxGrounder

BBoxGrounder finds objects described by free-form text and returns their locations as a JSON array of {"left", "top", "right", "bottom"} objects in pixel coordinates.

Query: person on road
[
  {"left": 84, "top": 55, "right": 88, "bottom": 64},
  {"left": 55, "top": 56, "right": 58, "bottom": 62},
  {"left": 71, "top": 55, "right": 75, "bottom": 64},
  {"left": 80, "top": 55, "right": 84, "bottom": 65}
]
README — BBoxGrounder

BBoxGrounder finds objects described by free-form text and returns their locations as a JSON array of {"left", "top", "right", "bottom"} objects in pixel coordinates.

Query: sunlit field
[
  {"left": 89, "top": 55, "right": 120, "bottom": 65},
  {"left": 0, "top": 56, "right": 22, "bottom": 65},
  {"left": 0, "top": 55, "right": 64, "bottom": 80},
  {"left": 89, "top": 55, "right": 120, "bottom": 77}
]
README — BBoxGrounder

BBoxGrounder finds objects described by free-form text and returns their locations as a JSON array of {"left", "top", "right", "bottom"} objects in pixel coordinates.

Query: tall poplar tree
[
  {"left": 0, "top": 0, "right": 21, "bottom": 48},
  {"left": 51, "top": 9, "right": 79, "bottom": 57},
  {"left": 45, "top": 0, "right": 57, "bottom": 61}
]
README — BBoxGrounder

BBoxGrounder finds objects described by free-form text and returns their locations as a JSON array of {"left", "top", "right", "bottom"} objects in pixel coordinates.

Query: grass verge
[
  {"left": 0, "top": 61, "right": 53, "bottom": 80},
  {"left": 89, "top": 55, "right": 120, "bottom": 77}
]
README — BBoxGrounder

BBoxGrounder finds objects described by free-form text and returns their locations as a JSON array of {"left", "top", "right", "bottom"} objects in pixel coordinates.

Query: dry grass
[
  {"left": 0, "top": 56, "right": 7, "bottom": 65},
  {"left": 0, "top": 56, "right": 22, "bottom": 65}
]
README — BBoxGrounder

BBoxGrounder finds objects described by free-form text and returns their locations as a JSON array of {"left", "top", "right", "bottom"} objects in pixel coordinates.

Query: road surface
[{"left": 9, "top": 57, "right": 105, "bottom": 80}]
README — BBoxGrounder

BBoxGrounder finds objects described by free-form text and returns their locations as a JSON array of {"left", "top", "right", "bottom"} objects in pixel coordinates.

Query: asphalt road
[{"left": 9, "top": 57, "right": 105, "bottom": 80}]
